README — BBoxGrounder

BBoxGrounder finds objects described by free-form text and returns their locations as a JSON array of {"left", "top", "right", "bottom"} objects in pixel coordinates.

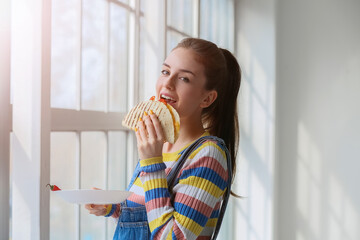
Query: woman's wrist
[
  {"left": 102, "top": 204, "right": 121, "bottom": 218},
  {"left": 104, "top": 204, "right": 117, "bottom": 217},
  {"left": 139, "top": 156, "right": 166, "bottom": 173}
]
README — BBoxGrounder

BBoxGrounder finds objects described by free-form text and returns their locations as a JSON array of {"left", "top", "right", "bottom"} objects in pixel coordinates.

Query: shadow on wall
[
  {"left": 276, "top": 0, "right": 360, "bottom": 239},
  {"left": 277, "top": 107, "right": 360, "bottom": 240},
  {"left": 229, "top": 30, "right": 275, "bottom": 240},
  {"left": 295, "top": 122, "right": 360, "bottom": 240},
  {"left": 229, "top": 0, "right": 360, "bottom": 239}
]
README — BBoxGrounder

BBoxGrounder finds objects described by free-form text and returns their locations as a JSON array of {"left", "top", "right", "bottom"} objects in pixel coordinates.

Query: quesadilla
[{"left": 122, "top": 97, "right": 180, "bottom": 144}]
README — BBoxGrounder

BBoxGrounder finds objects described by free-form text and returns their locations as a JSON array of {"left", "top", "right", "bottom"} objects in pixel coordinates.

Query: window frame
[
  {"left": 6, "top": 0, "right": 236, "bottom": 238},
  {"left": 48, "top": 1, "right": 141, "bottom": 239}
]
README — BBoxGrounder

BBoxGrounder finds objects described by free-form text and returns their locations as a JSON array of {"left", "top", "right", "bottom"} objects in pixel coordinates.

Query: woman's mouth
[{"left": 160, "top": 94, "right": 176, "bottom": 104}]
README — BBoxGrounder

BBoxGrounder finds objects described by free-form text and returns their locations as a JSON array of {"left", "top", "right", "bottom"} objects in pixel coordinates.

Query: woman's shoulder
[
  {"left": 179, "top": 136, "right": 229, "bottom": 183},
  {"left": 185, "top": 135, "right": 228, "bottom": 170},
  {"left": 190, "top": 136, "right": 227, "bottom": 157}
]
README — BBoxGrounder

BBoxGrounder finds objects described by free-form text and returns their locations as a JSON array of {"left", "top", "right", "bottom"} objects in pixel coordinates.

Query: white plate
[{"left": 54, "top": 190, "right": 132, "bottom": 204}]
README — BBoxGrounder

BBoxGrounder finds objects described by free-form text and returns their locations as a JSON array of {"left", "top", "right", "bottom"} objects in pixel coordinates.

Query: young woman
[{"left": 85, "top": 37, "right": 241, "bottom": 240}]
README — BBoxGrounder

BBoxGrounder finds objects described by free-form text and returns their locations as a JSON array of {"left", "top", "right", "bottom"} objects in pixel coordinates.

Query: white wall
[
  {"left": 234, "top": 0, "right": 276, "bottom": 239},
  {"left": 276, "top": 1, "right": 360, "bottom": 240},
  {"left": 236, "top": 0, "right": 360, "bottom": 240}
]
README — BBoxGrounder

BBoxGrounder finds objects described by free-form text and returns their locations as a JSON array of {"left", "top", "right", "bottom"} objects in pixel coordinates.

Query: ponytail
[
  {"left": 203, "top": 49, "right": 241, "bottom": 197},
  {"left": 175, "top": 38, "right": 241, "bottom": 197},
  {"left": 217, "top": 48, "right": 240, "bottom": 188}
]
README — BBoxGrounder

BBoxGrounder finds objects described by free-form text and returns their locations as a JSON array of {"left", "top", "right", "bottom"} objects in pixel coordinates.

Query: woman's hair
[{"left": 175, "top": 38, "right": 241, "bottom": 197}]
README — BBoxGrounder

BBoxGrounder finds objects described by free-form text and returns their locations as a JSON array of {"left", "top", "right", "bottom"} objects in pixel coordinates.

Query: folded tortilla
[{"left": 122, "top": 99, "right": 180, "bottom": 144}]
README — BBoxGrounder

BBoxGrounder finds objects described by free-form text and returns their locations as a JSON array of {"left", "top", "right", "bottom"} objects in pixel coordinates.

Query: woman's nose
[{"left": 164, "top": 75, "right": 176, "bottom": 90}]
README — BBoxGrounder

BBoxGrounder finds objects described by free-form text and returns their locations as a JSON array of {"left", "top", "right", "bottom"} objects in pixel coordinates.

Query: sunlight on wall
[
  {"left": 328, "top": 175, "right": 343, "bottom": 240},
  {"left": 232, "top": 32, "right": 275, "bottom": 240},
  {"left": 240, "top": 75, "right": 251, "bottom": 138},
  {"left": 328, "top": 176, "right": 360, "bottom": 240},
  {"left": 251, "top": 77, "right": 270, "bottom": 165},
  {"left": 251, "top": 169, "right": 267, "bottom": 239},
  {"left": 239, "top": 34, "right": 273, "bottom": 166},
  {"left": 296, "top": 229, "right": 306, "bottom": 240},
  {"left": 296, "top": 122, "right": 322, "bottom": 239},
  {"left": 296, "top": 121, "right": 360, "bottom": 240}
]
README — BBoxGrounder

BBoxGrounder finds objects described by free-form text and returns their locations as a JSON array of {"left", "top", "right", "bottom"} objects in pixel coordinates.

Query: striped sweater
[{"left": 115, "top": 133, "right": 229, "bottom": 239}]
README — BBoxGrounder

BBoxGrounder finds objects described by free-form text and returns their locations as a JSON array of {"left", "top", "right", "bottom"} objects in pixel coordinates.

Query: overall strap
[
  {"left": 166, "top": 136, "right": 217, "bottom": 186},
  {"left": 166, "top": 136, "right": 233, "bottom": 240}
]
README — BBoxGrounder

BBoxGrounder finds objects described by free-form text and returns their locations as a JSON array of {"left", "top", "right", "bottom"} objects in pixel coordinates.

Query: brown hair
[{"left": 175, "top": 38, "right": 241, "bottom": 197}]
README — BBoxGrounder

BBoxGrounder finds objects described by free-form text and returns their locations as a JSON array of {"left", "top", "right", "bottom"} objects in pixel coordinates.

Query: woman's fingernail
[
  {"left": 144, "top": 111, "right": 148, "bottom": 116},
  {"left": 139, "top": 117, "right": 142, "bottom": 122},
  {"left": 150, "top": 110, "right": 154, "bottom": 115},
  {"left": 134, "top": 127, "right": 138, "bottom": 132}
]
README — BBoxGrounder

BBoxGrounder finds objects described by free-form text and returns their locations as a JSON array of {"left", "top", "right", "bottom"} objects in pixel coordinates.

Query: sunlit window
[
  {"left": 49, "top": 0, "right": 234, "bottom": 239},
  {"left": 50, "top": 0, "right": 134, "bottom": 239}
]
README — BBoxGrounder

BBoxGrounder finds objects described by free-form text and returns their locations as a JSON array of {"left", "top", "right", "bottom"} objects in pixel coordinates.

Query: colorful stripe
[
  {"left": 141, "top": 156, "right": 164, "bottom": 167},
  {"left": 126, "top": 135, "right": 228, "bottom": 239}
]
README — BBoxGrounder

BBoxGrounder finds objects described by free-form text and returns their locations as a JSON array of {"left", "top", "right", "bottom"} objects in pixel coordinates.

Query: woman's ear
[{"left": 200, "top": 90, "right": 218, "bottom": 108}]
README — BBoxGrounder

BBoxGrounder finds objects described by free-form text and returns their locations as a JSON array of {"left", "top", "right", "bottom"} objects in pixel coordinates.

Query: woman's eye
[
  {"left": 161, "top": 70, "right": 169, "bottom": 75},
  {"left": 180, "top": 77, "right": 190, "bottom": 83}
]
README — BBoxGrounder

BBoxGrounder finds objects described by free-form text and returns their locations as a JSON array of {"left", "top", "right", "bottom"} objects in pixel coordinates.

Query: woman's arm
[
  {"left": 84, "top": 187, "right": 121, "bottom": 218},
  {"left": 139, "top": 140, "right": 229, "bottom": 239}
]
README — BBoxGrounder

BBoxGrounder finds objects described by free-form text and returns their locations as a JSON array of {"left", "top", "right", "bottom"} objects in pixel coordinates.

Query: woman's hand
[
  {"left": 84, "top": 203, "right": 108, "bottom": 216},
  {"left": 136, "top": 111, "right": 165, "bottom": 160},
  {"left": 84, "top": 187, "right": 108, "bottom": 216}
]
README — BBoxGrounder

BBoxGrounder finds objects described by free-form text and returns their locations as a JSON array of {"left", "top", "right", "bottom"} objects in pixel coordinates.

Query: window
[
  {"left": 6, "top": 0, "right": 235, "bottom": 239},
  {"left": 50, "top": 1, "right": 138, "bottom": 239}
]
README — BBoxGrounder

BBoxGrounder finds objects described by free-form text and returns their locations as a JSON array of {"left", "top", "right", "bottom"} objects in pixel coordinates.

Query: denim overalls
[{"left": 112, "top": 136, "right": 232, "bottom": 240}]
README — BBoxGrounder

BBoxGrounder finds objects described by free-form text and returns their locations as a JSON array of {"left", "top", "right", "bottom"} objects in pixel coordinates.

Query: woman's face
[{"left": 156, "top": 48, "right": 212, "bottom": 120}]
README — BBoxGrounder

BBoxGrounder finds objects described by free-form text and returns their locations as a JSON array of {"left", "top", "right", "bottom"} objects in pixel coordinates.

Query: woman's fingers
[
  {"left": 85, "top": 203, "right": 108, "bottom": 216},
  {"left": 134, "top": 111, "right": 165, "bottom": 159},
  {"left": 84, "top": 204, "right": 94, "bottom": 210},
  {"left": 135, "top": 126, "right": 142, "bottom": 144},
  {"left": 136, "top": 111, "right": 165, "bottom": 143},
  {"left": 143, "top": 112, "right": 157, "bottom": 140},
  {"left": 137, "top": 117, "right": 148, "bottom": 141},
  {"left": 149, "top": 111, "right": 165, "bottom": 142},
  {"left": 90, "top": 209, "right": 106, "bottom": 216},
  {"left": 90, "top": 206, "right": 107, "bottom": 216},
  {"left": 85, "top": 187, "right": 108, "bottom": 216}
]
